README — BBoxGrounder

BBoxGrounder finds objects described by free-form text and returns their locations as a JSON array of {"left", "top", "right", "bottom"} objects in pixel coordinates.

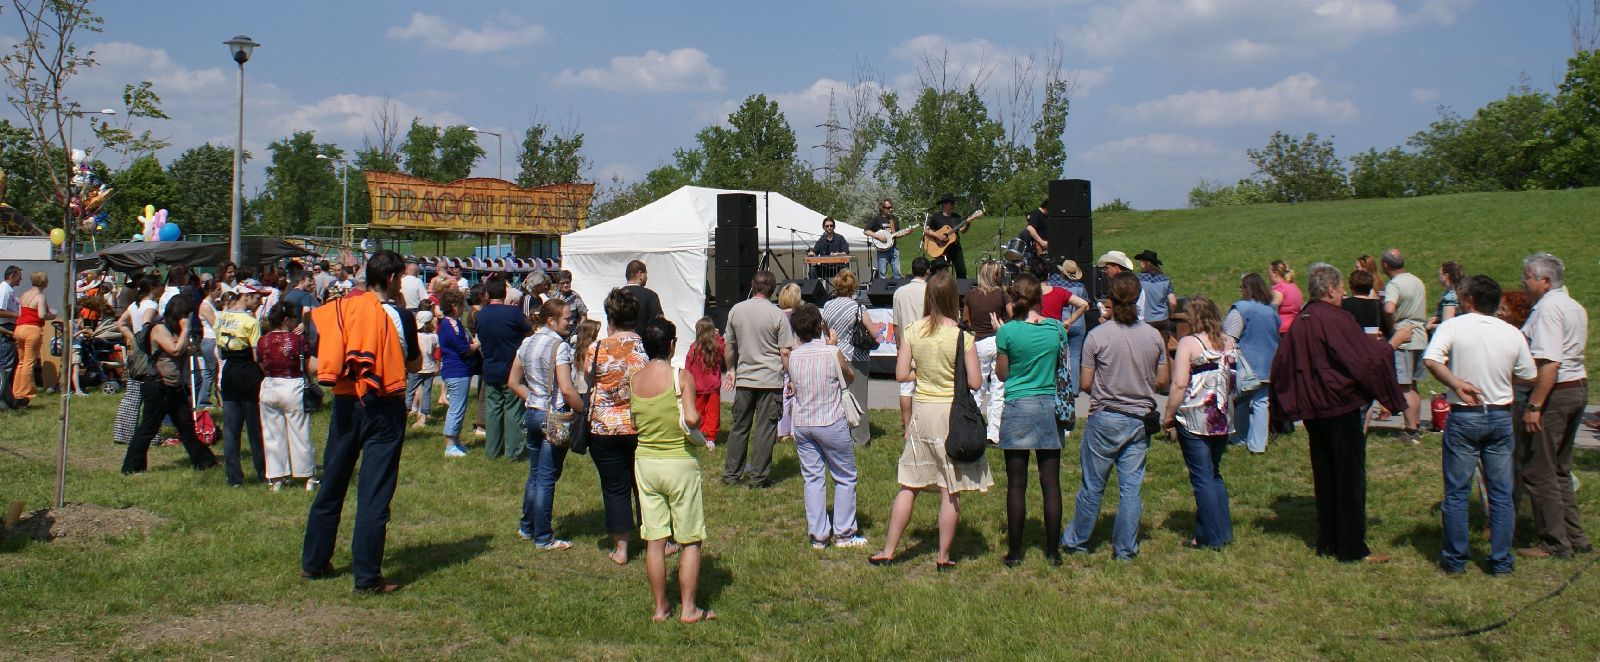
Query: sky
[{"left": 20, "top": 0, "right": 1581, "bottom": 213}]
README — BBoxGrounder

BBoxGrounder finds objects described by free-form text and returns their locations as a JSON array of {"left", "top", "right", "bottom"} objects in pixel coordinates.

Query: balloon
[
  {"left": 131, "top": 233, "right": 143, "bottom": 242},
  {"left": 49, "top": 228, "right": 64, "bottom": 246},
  {"left": 157, "top": 223, "right": 180, "bottom": 241},
  {"left": 144, "top": 204, "right": 155, "bottom": 219},
  {"left": 70, "top": 148, "right": 86, "bottom": 164}
]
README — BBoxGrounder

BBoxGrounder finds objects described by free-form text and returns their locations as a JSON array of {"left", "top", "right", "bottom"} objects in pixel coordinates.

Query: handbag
[
  {"left": 1053, "top": 321, "right": 1076, "bottom": 429},
  {"left": 1233, "top": 348, "right": 1262, "bottom": 394},
  {"left": 850, "top": 303, "right": 880, "bottom": 352},
  {"left": 945, "top": 330, "right": 987, "bottom": 463},
  {"left": 568, "top": 345, "right": 598, "bottom": 455},
  {"left": 542, "top": 338, "right": 574, "bottom": 448},
  {"left": 830, "top": 346, "right": 864, "bottom": 429}
]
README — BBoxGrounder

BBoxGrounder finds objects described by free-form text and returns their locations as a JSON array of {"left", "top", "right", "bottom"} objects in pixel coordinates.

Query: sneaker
[
  {"left": 473, "top": 426, "right": 487, "bottom": 438},
  {"left": 536, "top": 539, "right": 573, "bottom": 551},
  {"left": 268, "top": 479, "right": 284, "bottom": 493},
  {"left": 834, "top": 533, "right": 869, "bottom": 548},
  {"left": 444, "top": 444, "right": 468, "bottom": 458},
  {"left": 809, "top": 536, "right": 830, "bottom": 550},
  {"left": 1404, "top": 429, "right": 1423, "bottom": 445},
  {"left": 304, "top": 478, "right": 320, "bottom": 493}
]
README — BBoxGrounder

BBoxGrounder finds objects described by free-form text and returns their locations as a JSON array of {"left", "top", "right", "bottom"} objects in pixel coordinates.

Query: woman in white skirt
[
  {"left": 256, "top": 301, "right": 315, "bottom": 491},
  {"left": 869, "top": 271, "right": 991, "bottom": 570}
]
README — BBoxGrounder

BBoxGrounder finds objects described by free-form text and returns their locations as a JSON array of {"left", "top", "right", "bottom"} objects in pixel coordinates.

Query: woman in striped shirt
[{"left": 783, "top": 303, "right": 866, "bottom": 550}]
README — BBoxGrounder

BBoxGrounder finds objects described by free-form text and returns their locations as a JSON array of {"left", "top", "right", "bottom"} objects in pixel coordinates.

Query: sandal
[
  {"left": 936, "top": 560, "right": 957, "bottom": 572},
  {"left": 867, "top": 554, "right": 895, "bottom": 566}
]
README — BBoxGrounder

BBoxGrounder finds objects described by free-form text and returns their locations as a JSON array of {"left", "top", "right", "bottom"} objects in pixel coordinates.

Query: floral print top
[{"left": 588, "top": 333, "right": 647, "bottom": 435}]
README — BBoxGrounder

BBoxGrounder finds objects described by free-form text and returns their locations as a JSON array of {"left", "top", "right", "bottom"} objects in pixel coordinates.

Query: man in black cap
[
  {"left": 1134, "top": 249, "right": 1176, "bottom": 346},
  {"left": 922, "top": 193, "right": 983, "bottom": 279}
]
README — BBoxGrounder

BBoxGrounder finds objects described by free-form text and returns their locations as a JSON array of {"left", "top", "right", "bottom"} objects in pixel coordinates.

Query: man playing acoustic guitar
[{"left": 922, "top": 193, "right": 984, "bottom": 279}]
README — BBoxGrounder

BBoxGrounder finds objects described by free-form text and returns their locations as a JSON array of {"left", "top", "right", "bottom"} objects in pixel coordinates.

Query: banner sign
[
  {"left": 868, "top": 308, "right": 897, "bottom": 358},
  {"left": 365, "top": 171, "right": 594, "bottom": 235}
]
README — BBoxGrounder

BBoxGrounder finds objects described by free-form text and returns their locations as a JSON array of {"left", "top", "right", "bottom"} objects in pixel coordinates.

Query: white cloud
[
  {"left": 1125, "top": 73, "right": 1358, "bottom": 127},
  {"left": 1082, "top": 133, "right": 1226, "bottom": 164},
  {"left": 1410, "top": 87, "right": 1440, "bottom": 103},
  {"left": 386, "top": 12, "right": 546, "bottom": 53},
  {"left": 891, "top": 34, "right": 1015, "bottom": 88},
  {"left": 553, "top": 48, "right": 725, "bottom": 92},
  {"left": 266, "top": 94, "right": 465, "bottom": 140},
  {"left": 1070, "top": 66, "right": 1113, "bottom": 95},
  {"left": 1062, "top": 0, "right": 1471, "bottom": 60}
]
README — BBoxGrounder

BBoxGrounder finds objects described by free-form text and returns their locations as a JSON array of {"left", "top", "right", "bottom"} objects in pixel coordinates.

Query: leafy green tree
[
  {"left": 165, "top": 144, "right": 238, "bottom": 236},
  {"left": 397, "top": 119, "right": 484, "bottom": 182},
  {"left": 398, "top": 119, "right": 439, "bottom": 180},
  {"left": 103, "top": 155, "right": 176, "bottom": 239},
  {"left": 876, "top": 85, "right": 1004, "bottom": 210},
  {"left": 0, "top": 118, "right": 60, "bottom": 223},
  {"left": 515, "top": 123, "right": 588, "bottom": 187},
  {"left": 696, "top": 94, "right": 799, "bottom": 192},
  {"left": 1187, "top": 179, "right": 1271, "bottom": 207},
  {"left": 255, "top": 131, "right": 343, "bottom": 237},
  {"left": 1246, "top": 131, "right": 1348, "bottom": 202},
  {"left": 1536, "top": 49, "right": 1600, "bottom": 187}
]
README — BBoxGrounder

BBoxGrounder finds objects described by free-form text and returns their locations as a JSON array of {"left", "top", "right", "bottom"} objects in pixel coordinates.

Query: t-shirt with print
[
  {"left": 996, "top": 319, "right": 1064, "bottom": 400},
  {"left": 1383, "top": 271, "right": 1428, "bottom": 350},
  {"left": 1082, "top": 319, "right": 1167, "bottom": 416},
  {"left": 215, "top": 310, "right": 261, "bottom": 351}
]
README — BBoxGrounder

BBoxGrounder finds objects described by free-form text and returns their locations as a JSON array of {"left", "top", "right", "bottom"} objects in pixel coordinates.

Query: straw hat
[{"left": 1058, "top": 259, "right": 1083, "bottom": 280}]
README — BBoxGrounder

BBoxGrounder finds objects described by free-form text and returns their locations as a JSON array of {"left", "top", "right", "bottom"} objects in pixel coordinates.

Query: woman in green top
[
  {"left": 994, "top": 273, "right": 1067, "bottom": 566},
  {"left": 629, "top": 318, "right": 715, "bottom": 624}
]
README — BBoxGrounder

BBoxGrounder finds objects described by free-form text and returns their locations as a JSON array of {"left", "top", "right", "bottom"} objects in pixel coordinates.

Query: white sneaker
[
  {"left": 473, "top": 427, "right": 487, "bottom": 438},
  {"left": 444, "top": 444, "right": 468, "bottom": 458},
  {"left": 304, "top": 478, "right": 320, "bottom": 493},
  {"left": 834, "top": 533, "right": 869, "bottom": 548},
  {"left": 267, "top": 479, "right": 283, "bottom": 493}
]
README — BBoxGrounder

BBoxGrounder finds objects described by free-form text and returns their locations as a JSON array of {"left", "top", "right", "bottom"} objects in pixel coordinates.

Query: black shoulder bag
[
  {"left": 945, "top": 330, "right": 986, "bottom": 462},
  {"left": 850, "top": 303, "right": 880, "bottom": 352}
]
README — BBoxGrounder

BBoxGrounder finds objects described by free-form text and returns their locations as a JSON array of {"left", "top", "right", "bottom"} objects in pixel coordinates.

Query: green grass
[{"left": 1, "top": 390, "right": 1597, "bottom": 659}]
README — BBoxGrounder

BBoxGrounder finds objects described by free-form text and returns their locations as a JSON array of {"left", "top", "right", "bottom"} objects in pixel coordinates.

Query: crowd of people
[{"left": 0, "top": 236, "right": 1591, "bottom": 618}]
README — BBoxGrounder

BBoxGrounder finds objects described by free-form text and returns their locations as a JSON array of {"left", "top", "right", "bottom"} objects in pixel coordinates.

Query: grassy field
[{"left": 1, "top": 389, "right": 1597, "bottom": 659}]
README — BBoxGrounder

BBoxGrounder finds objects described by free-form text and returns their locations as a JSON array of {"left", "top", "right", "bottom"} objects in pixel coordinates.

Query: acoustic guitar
[{"left": 921, "top": 210, "right": 985, "bottom": 258}]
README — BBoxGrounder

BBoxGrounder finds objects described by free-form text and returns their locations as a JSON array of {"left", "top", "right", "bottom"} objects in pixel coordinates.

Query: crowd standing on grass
[{"left": 5, "top": 232, "right": 1593, "bottom": 614}]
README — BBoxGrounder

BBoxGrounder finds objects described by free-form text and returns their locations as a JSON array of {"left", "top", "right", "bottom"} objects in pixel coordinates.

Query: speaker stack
[
  {"left": 1045, "top": 179, "right": 1096, "bottom": 324},
  {"left": 713, "top": 193, "right": 759, "bottom": 324},
  {"left": 780, "top": 278, "right": 829, "bottom": 306}
]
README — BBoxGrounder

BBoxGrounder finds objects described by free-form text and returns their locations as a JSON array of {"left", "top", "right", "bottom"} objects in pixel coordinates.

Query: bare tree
[
  {"left": 1573, "top": 0, "right": 1600, "bottom": 53},
  {"left": 363, "top": 96, "right": 402, "bottom": 165}
]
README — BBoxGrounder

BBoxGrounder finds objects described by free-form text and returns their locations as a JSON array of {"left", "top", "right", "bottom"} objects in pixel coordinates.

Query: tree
[
  {"left": 255, "top": 131, "right": 342, "bottom": 237},
  {"left": 696, "top": 94, "right": 800, "bottom": 192},
  {"left": 876, "top": 84, "right": 1005, "bottom": 210},
  {"left": 89, "top": 81, "right": 169, "bottom": 169},
  {"left": 166, "top": 144, "right": 239, "bottom": 236},
  {"left": 398, "top": 119, "right": 484, "bottom": 182},
  {"left": 515, "top": 121, "right": 588, "bottom": 187},
  {"left": 1536, "top": 49, "right": 1600, "bottom": 188},
  {"left": 103, "top": 155, "right": 175, "bottom": 239},
  {"left": 1245, "top": 131, "right": 1348, "bottom": 202},
  {"left": 0, "top": 118, "right": 59, "bottom": 222},
  {"left": 1187, "top": 178, "right": 1271, "bottom": 207}
]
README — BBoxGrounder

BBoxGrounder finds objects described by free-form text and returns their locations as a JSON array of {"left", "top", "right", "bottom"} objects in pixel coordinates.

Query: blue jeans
[
  {"left": 1177, "top": 425, "right": 1233, "bottom": 548},
  {"left": 406, "top": 373, "right": 434, "bottom": 416},
  {"left": 1062, "top": 410, "right": 1150, "bottom": 559},
  {"left": 1441, "top": 409, "right": 1515, "bottom": 574},
  {"left": 197, "top": 338, "right": 217, "bottom": 407},
  {"left": 1230, "top": 387, "right": 1269, "bottom": 453},
  {"left": 0, "top": 332, "right": 16, "bottom": 410},
  {"left": 874, "top": 246, "right": 901, "bottom": 279},
  {"left": 519, "top": 409, "right": 569, "bottom": 544},
  {"left": 442, "top": 377, "right": 471, "bottom": 439},
  {"left": 1066, "top": 322, "right": 1085, "bottom": 395}
]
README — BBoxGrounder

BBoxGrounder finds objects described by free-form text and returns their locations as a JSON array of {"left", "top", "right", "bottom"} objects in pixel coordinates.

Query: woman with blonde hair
[
  {"left": 964, "top": 260, "right": 1008, "bottom": 442},
  {"left": 1163, "top": 294, "right": 1237, "bottom": 549},
  {"left": 822, "top": 269, "right": 872, "bottom": 446},
  {"left": 1268, "top": 260, "right": 1302, "bottom": 334},
  {"left": 870, "top": 271, "right": 990, "bottom": 570},
  {"left": 11, "top": 272, "right": 54, "bottom": 406},
  {"left": 775, "top": 282, "right": 802, "bottom": 441}
]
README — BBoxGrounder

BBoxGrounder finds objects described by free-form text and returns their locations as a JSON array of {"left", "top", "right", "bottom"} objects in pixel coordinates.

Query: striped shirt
[
  {"left": 787, "top": 339, "right": 845, "bottom": 427},
  {"left": 516, "top": 327, "right": 571, "bottom": 410}
]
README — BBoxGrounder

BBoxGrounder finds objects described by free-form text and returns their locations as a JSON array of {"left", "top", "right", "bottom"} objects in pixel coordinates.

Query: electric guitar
[
  {"left": 921, "top": 210, "right": 985, "bottom": 258},
  {"left": 866, "top": 223, "right": 918, "bottom": 251}
]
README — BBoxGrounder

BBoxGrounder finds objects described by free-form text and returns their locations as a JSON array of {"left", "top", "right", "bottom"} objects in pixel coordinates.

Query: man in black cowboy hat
[
  {"left": 1134, "top": 249, "right": 1177, "bottom": 346},
  {"left": 922, "top": 193, "right": 982, "bottom": 279}
]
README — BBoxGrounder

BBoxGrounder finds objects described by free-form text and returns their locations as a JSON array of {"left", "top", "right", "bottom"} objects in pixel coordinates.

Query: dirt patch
[{"left": 8, "top": 502, "right": 166, "bottom": 543}]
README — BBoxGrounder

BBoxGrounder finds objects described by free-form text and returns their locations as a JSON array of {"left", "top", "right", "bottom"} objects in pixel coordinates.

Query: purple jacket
[{"left": 1270, "top": 300, "right": 1406, "bottom": 421}]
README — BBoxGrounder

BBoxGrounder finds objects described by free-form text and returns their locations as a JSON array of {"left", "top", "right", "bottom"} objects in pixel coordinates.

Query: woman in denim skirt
[{"left": 993, "top": 273, "right": 1068, "bottom": 566}]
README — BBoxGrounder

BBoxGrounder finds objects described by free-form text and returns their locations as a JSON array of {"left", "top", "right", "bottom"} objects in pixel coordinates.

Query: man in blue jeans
[
  {"left": 1061, "top": 272, "right": 1168, "bottom": 560},
  {"left": 1424, "top": 275, "right": 1536, "bottom": 575}
]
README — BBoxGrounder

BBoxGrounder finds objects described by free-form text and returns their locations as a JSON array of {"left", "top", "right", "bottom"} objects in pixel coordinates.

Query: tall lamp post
[
  {"left": 54, "top": 105, "right": 116, "bottom": 509},
  {"left": 317, "top": 153, "right": 347, "bottom": 246},
  {"left": 467, "top": 126, "right": 503, "bottom": 180},
  {"left": 225, "top": 35, "right": 258, "bottom": 266}
]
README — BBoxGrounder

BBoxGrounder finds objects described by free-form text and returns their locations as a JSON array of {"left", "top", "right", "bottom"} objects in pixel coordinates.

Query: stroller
[{"left": 51, "top": 320, "right": 124, "bottom": 394}]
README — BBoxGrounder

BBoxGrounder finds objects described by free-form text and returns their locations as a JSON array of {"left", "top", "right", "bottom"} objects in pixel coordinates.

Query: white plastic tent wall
[{"left": 561, "top": 185, "right": 872, "bottom": 364}]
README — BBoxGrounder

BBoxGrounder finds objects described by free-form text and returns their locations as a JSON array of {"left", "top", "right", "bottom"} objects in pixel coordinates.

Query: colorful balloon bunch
[
  {"left": 61, "top": 148, "right": 115, "bottom": 241},
  {"left": 135, "top": 204, "right": 181, "bottom": 242}
]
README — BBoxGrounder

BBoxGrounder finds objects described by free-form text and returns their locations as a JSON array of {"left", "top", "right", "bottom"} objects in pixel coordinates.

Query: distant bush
[
  {"left": 1095, "top": 198, "right": 1133, "bottom": 212},
  {"left": 1187, "top": 179, "right": 1271, "bottom": 208}
]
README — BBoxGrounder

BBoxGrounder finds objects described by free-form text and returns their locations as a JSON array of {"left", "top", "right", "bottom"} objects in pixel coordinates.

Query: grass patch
[{"left": 1, "top": 392, "right": 1597, "bottom": 658}]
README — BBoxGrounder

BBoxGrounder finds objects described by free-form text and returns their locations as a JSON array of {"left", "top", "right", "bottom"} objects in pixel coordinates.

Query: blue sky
[{"left": 43, "top": 0, "right": 1579, "bottom": 211}]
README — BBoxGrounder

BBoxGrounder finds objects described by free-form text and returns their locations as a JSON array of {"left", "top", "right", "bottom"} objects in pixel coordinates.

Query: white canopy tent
[{"left": 561, "top": 185, "right": 873, "bottom": 363}]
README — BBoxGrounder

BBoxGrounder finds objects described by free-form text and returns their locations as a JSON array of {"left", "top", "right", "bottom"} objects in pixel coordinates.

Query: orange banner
[{"left": 365, "top": 171, "right": 594, "bottom": 235}]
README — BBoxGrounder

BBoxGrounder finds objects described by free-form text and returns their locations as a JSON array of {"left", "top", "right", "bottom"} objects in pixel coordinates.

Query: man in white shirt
[
  {"left": 1424, "top": 275, "right": 1536, "bottom": 575},
  {"left": 1516, "top": 252, "right": 1591, "bottom": 559},
  {"left": 400, "top": 261, "right": 427, "bottom": 310},
  {"left": 891, "top": 256, "right": 930, "bottom": 431},
  {"left": 0, "top": 265, "right": 20, "bottom": 410}
]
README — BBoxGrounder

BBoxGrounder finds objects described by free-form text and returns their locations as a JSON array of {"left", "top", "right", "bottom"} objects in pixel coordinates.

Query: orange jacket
[{"left": 311, "top": 291, "right": 407, "bottom": 400}]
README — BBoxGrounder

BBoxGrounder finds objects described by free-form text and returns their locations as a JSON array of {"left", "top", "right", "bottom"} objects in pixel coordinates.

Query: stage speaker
[
  {"left": 1047, "top": 215, "right": 1096, "bottom": 305},
  {"left": 781, "top": 278, "right": 829, "bottom": 306},
  {"left": 714, "top": 227, "right": 758, "bottom": 268},
  {"left": 706, "top": 303, "right": 732, "bottom": 332},
  {"left": 866, "top": 277, "right": 908, "bottom": 308},
  {"left": 1048, "top": 179, "right": 1091, "bottom": 218},
  {"left": 714, "top": 266, "right": 755, "bottom": 305},
  {"left": 955, "top": 278, "right": 974, "bottom": 298},
  {"left": 717, "top": 192, "right": 758, "bottom": 228}
]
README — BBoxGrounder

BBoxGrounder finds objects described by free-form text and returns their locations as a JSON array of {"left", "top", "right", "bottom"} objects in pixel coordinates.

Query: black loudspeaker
[
  {"left": 781, "top": 278, "right": 829, "bottom": 306},
  {"left": 955, "top": 278, "right": 974, "bottom": 298},
  {"left": 706, "top": 303, "right": 732, "bottom": 332},
  {"left": 717, "top": 193, "right": 758, "bottom": 228},
  {"left": 866, "top": 277, "right": 908, "bottom": 308},
  {"left": 1047, "top": 215, "right": 1096, "bottom": 304},
  {"left": 1048, "top": 179, "right": 1091, "bottom": 218},
  {"left": 715, "top": 227, "right": 758, "bottom": 268},
  {"left": 715, "top": 266, "right": 754, "bottom": 305}
]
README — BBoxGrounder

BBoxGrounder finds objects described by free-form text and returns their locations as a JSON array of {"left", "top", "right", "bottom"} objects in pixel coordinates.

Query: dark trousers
[
  {"left": 1303, "top": 410, "right": 1370, "bottom": 561},
  {"left": 725, "top": 387, "right": 782, "bottom": 485},
  {"left": 302, "top": 395, "right": 407, "bottom": 588},
  {"left": 942, "top": 241, "right": 967, "bottom": 279},
  {"left": 589, "top": 434, "right": 638, "bottom": 535},
  {"left": 0, "top": 332, "right": 16, "bottom": 410},
  {"left": 121, "top": 379, "right": 217, "bottom": 474},
  {"left": 484, "top": 382, "right": 525, "bottom": 460},
  {"left": 223, "top": 399, "right": 265, "bottom": 486},
  {"left": 1518, "top": 386, "right": 1590, "bottom": 556}
]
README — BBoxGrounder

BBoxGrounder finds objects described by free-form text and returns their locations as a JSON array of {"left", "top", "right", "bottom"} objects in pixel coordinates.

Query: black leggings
[{"left": 1005, "top": 449, "right": 1061, "bottom": 559}]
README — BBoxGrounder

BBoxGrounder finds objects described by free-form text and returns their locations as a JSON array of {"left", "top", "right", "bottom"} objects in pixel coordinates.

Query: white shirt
[
  {"left": 1523, "top": 287, "right": 1589, "bottom": 383},
  {"left": 400, "top": 274, "right": 427, "bottom": 309},
  {"left": 0, "top": 280, "right": 18, "bottom": 322},
  {"left": 1424, "top": 312, "right": 1537, "bottom": 406},
  {"left": 129, "top": 299, "right": 158, "bottom": 333},
  {"left": 157, "top": 288, "right": 177, "bottom": 315}
]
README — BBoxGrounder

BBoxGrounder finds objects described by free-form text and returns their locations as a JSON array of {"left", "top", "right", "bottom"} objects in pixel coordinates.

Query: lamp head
[{"left": 225, "top": 35, "right": 259, "bottom": 65}]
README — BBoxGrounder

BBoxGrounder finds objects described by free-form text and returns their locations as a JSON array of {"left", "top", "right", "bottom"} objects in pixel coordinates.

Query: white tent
[{"left": 561, "top": 185, "right": 872, "bottom": 363}]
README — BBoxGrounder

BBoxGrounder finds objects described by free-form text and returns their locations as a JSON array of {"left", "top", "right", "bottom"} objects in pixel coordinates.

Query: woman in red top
[
  {"left": 256, "top": 301, "right": 315, "bottom": 491},
  {"left": 12, "top": 272, "right": 55, "bottom": 406},
  {"left": 1031, "top": 260, "right": 1089, "bottom": 327},
  {"left": 685, "top": 317, "right": 725, "bottom": 446}
]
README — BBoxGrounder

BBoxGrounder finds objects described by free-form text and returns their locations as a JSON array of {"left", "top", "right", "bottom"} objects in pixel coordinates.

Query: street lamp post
[
  {"left": 317, "top": 153, "right": 348, "bottom": 246},
  {"left": 224, "top": 35, "right": 259, "bottom": 266},
  {"left": 467, "top": 126, "right": 503, "bottom": 180}
]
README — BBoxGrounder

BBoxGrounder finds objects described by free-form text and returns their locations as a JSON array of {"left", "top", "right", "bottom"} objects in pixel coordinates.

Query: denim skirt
[{"left": 998, "top": 395, "right": 1063, "bottom": 450}]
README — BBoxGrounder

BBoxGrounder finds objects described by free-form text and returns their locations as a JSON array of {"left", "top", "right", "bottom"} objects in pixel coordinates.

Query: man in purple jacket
[{"left": 1271, "top": 263, "right": 1408, "bottom": 563}]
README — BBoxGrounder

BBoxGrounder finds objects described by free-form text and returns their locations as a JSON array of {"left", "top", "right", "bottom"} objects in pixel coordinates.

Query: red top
[
  {"left": 685, "top": 336, "right": 725, "bottom": 393},
  {"left": 15, "top": 303, "right": 42, "bottom": 327},
  {"left": 1039, "top": 287, "right": 1069, "bottom": 321},
  {"left": 256, "top": 330, "right": 307, "bottom": 379}
]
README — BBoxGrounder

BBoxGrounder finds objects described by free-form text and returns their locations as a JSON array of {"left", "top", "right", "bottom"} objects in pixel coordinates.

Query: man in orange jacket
[{"left": 300, "top": 250, "right": 421, "bottom": 593}]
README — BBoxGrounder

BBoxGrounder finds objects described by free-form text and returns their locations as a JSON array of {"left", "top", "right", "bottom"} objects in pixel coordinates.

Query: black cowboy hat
[
  {"left": 1134, "top": 249, "right": 1162, "bottom": 266},
  {"left": 937, "top": 193, "right": 957, "bottom": 205}
]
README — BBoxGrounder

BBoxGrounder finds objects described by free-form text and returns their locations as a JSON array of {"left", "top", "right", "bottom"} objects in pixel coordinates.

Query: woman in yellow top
[
  {"left": 629, "top": 318, "right": 715, "bottom": 624},
  {"left": 869, "top": 271, "right": 990, "bottom": 570}
]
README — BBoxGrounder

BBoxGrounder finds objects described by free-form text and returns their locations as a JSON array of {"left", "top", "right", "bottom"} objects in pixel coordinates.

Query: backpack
[{"left": 124, "top": 325, "right": 159, "bottom": 382}]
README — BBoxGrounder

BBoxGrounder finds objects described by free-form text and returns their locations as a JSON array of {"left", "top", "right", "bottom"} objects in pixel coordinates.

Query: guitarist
[
  {"left": 863, "top": 198, "right": 902, "bottom": 279},
  {"left": 1020, "top": 199, "right": 1049, "bottom": 267},
  {"left": 923, "top": 193, "right": 979, "bottom": 279}
]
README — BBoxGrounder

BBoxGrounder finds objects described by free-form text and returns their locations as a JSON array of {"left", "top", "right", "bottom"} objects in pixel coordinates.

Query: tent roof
[
  {"left": 561, "top": 186, "right": 865, "bottom": 255},
  {"left": 96, "top": 238, "right": 313, "bottom": 271}
]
